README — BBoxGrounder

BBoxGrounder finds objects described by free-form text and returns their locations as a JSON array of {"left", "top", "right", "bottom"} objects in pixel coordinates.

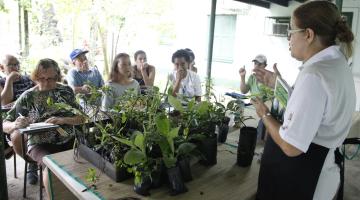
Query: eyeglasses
[
  {"left": 37, "top": 77, "right": 58, "bottom": 82},
  {"left": 287, "top": 28, "right": 305, "bottom": 37}
]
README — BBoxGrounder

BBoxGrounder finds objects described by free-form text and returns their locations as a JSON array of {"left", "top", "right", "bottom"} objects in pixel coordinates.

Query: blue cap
[{"left": 70, "top": 49, "right": 89, "bottom": 61}]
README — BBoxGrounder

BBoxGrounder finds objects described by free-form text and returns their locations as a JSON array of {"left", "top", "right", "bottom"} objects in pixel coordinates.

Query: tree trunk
[
  {"left": 24, "top": 7, "right": 29, "bottom": 57},
  {"left": 18, "top": 0, "right": 22, "bottom": 53},
  {"left": 97, "top": 22, "right": 109, "bottom": 79}
]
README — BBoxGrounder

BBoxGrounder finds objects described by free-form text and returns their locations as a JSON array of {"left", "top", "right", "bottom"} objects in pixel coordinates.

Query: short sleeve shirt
[
  {"left": 246, "top": 74, "right": 271, "bottom": 100},
  {"left": 5, "top": 84, "right": 80, "bottom": 148},
  {"left": 66, "top": 67, "right": 104, "bottom": 88},
  {"left": 169, "top": 70, "right": 202, "bottom": 98},
  {"left": 101, "top": 80, "right": 140, "bottom": 111},
  {"left": 0, "top": 75, "right": 35, "bottom": 101},
  {"left": 279, "top": 46, "right": 356, "bottom": 152}
]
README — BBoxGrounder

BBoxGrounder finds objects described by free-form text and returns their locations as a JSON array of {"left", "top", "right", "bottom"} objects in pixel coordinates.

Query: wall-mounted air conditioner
[
  {"left": 272, "top": 23, "right": 288, "bottom": 37},
  {"left": 264, "top": 16, "right": 290, "bottom": 37}
]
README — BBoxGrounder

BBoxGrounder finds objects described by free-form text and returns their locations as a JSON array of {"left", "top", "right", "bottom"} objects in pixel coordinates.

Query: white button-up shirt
[{"left": 279, "top": 45, "right": 356, "bottom": 200}]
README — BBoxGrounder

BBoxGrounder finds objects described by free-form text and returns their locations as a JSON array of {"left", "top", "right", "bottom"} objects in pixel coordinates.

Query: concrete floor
[
  {"left": 4, "top": 107, "right": 360, "bottom": 199},
  {"left": 4, "top": 139, "right": 360, "bottom": 200}
]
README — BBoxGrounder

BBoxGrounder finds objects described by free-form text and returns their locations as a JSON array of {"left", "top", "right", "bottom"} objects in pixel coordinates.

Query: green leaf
[
  {"left": 124, "top": 149, "right": 146, "bottom": 165},
  {"left": 121, "top": 114, "right": 127, "bottom": 124},
  {"left": 168, "top": 127, "right": 179, "bottom": 139},
  {"left": 162, "top": 155, "right": 177, "bottom": 168},
  {"left": 112, "top": 136, "right": 134, "bottom": 148},
  {"left": 155, "top": 115, "right": 170, "bottom": 136},
  {"left": 158, "top": 136, "right": 171, "bottom": 155},
  {"left": 85, "top": 168, "right": 98, "bottom": 184},
  {"left": 47, "top": 97, "right": 54, "bottom": 106},
  {"left": 167, "top": 85, "right": 174, "bottom": 96},
  {"left": 196, "top": 101, "right": 209, "bottom": 116},
  {"left": 177, "top": 142, "right": 196, "bottom": 157},
  {"left": 134, "top": 133, "right": 145, "bottom": 152},
  {"left": 134, "top": 173, "right": 141, "bottom": 185},
  {"left": 187, "top": 99, "right": 195, "bottom": 110},
  {"left": 168, "top": 95, "right": 184, "bottom": 113},
  {"left": 167, "top": 127, "right": 179, "bottom": 154}
]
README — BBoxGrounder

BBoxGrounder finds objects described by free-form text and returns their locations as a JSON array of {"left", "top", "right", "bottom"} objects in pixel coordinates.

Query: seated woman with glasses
[
  {"left": 2, "top": 58, "right": 84, "bottom": 199},
  {"left": 102, "top": 53, "right": 140, "bottom": 111}
]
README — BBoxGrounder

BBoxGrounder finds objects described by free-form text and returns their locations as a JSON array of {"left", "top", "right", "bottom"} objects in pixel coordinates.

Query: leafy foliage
[{"left": 85, "top": 168, "right": 99, "bottom": 185}]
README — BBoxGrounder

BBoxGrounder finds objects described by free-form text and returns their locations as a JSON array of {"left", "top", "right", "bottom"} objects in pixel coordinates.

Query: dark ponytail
[{"left": 335, "top": 18, "right": 354, "bottom": 56}]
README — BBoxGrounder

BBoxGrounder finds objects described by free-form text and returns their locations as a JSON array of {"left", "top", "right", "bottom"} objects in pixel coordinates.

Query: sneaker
[{"left": 27, "top": 163, "right": 38, "bottom": 185}]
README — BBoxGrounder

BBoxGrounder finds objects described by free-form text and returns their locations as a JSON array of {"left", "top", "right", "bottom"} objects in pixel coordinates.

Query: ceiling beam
[
  {"left": 234, "top": 0, "right": 270, "bottom": 9},
  {"left": 266, "top": 0, "right": 289, "bottom": 7}
]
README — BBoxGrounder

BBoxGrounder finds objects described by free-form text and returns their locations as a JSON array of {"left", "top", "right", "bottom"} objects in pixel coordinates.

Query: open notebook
[{"left": 27, "top": 122, "right": 59, "bottom": 130}]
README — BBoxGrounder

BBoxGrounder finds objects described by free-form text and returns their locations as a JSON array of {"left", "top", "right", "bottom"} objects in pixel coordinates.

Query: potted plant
[
  {"left": 155, "top": 114, "right": 197, "bottom": 195},
  {"left": 113, "top": 130, "right": 162, "bottom": 196},
  {"left": 168, "top": 95, "right": 217, "bottom": 166},
  {"left": 48, "top": 85, "right": 132, "bottom": 182}
]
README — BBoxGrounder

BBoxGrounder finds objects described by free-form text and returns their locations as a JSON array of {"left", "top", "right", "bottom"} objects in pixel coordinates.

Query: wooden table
[{"left": 43, "top": 142, "right": 261, "bottom": 200}]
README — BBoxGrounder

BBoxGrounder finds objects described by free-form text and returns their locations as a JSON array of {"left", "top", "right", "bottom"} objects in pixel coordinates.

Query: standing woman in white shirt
[{"left": 251, "top": 1, "right": 356, "bottom": 200}]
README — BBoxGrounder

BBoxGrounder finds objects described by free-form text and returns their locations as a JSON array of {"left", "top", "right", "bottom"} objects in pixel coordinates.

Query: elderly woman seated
[{"left": 2, "top": 58, "right": 84, "bottom": 198}]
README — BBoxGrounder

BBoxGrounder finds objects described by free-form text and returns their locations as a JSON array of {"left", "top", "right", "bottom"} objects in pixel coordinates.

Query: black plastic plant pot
[
  {"left": 218, "top": 123, "right": 230, "bottom": 143},
  {"left": 198, "top": 134, "right": 218, "bottom": 166},
  {"left": 167, "top": 166, "right": 188, "bottom": 196},
  {"left": 149, "top": 144, "right": 162, "bottom": 159},
  {"left": 134, "top": 175, "right": 152, "bottom": 196},
  {"left": 237, "top": 127, "right": 257, "bottom": 167},
  {"left": 78, "top": 144, "right": 131, "bottom": 182},
  {"left": 178, "top": 157, "right": 192, "bottom": 182},
  {"left": 151, "top": 164, "right": 166, "bottom": 189}
]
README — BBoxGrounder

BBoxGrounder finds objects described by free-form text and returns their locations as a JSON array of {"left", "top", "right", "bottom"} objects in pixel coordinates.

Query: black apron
[{"left": 256, "top": 136, "right": 329, "bottom": 200}]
